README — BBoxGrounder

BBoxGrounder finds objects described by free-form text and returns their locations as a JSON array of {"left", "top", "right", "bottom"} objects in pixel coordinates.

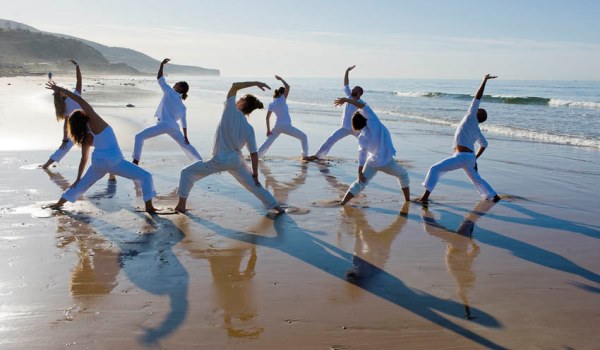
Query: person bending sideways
[
  {"left": 336, "top": 98, "right": 410, "bottom": 205},
  {"left": 174, "top": 81, "right": 284, "bottom": 214},
  {"left": 132, "top": 58, "right": 202, "bottom": 165},
  {"left": 44, "top": 82, "right": 157, "bottom": 213},
  {"left": 312, "top": 65, "right": 364, "bottom": 159},
  {"left": 418, "top": 74, "right": 501, "bottom": 204}
]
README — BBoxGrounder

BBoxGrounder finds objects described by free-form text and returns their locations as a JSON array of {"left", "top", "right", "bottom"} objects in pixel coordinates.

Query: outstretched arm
[
  {"left": 227, "top": 81, "right": 271, "bottom": 99},
  {"left": 334, "top": 97, "right": 365, "bottom": 109},
  {"left": 275, "top": 75, "right": 290, "bottom": 98},
  {"left": 46, "top": 81, "right": 101, "bottom": 123},
  {"left": 73, "top": 135, "right": 92, "bottom": 187},
  {"left": 475, "top": 74, "right": 497, "bottom": 100},
  {"left": 157, "top": 58, "right": 170, "bottom": 79},
  {"left": 344, "top": 65, "right": 355, "bottom": 86},
  {"left": 68, "top": 60, "right": 82, "bottom": 94}
]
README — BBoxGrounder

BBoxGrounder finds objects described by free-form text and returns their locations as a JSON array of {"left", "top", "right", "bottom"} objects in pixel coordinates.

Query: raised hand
[
  {"left": 275, "top": 75, "right": 283, "bottom": 81},
  {"left": 161, "top": 58, "right": 171, "bottom": 65},
  {"left": 67, "top": 59, "right": 78, "bottom": 66},
  {"left": 484, "top": 74, "right": 498, "bottom": 80},
  {"left": 45, "top": 81, "right": 63, "bottom": 92},
  {"left": 255, "top": 81, "right": 271, "bottom": 91},
  {"left": 334, "top": 97, "right": 348, "bottom": 107},
  {"left": 346, "top": 65, "right": 356, "bottom": 72}
]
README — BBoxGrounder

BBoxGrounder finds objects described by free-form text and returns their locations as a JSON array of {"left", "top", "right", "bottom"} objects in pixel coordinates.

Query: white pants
[
  {"left": 178, "top": 153, "right": 279, "bottom": 210},
  {"left": 346, "top": 159, "right": 410, "bottom": 196},
  {"left": 63, "top": 157, "right": 156, "bottom": 202},
  {"left": 422, "top": 152, "right": 497, "bottom": 199},
  {"left": 132, "top": 122, "right": 202, "bottom": 162},
  {"left": 49, "top": 137, "right": 75, "bottom": 162},
  {"left": 258, "top": 124, "right": 308, "bottom": 157},
  {"left": 315, "top": 127, "right": 357, "bottom": 158}
]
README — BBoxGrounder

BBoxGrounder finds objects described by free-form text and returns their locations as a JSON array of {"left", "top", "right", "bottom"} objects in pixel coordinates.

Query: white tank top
[{"left": 91, "top": 126, "right": 124, "bottom": 160}]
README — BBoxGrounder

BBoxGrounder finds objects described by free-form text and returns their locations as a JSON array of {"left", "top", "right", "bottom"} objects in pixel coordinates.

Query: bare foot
[
  {"left": 132, "top": 159, "right": 139, "bottom": 165},
  {"left": 108, "top": 173, "right": 117, "bottom": 181},
  {"left": 174, "top": 205, "right": 187, "bottom": 214},
  {"left": 274, "top": 206, "right": 285, "bottom": 214},
  {"left": 302, "top": 155, "right": 318, "bottom": 161},
  {"left": 492, "top": 195, "right": 501, "bottom": 202}
]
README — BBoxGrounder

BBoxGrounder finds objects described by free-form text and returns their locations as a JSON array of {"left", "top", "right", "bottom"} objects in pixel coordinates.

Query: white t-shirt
[
  {"left": 155, "top": 77, "right": 187, "bottom": 128},
  {"left": 453, "top": 98, "right": 488, "bottom": 150},
  {"left": 341, "top": 85, "right": 365, "bottom": 131},
  {"left": 212, "top": 97, "right": 258, "bottom": 157},
  {"left": 357, "top": 104, "right": 396, "bottom": 167},
  {"left": 64, "top": 89, "right": 82, "bottom": 117},
  {"left": 268, "top": 96, "right": 292, "bottom": 126}
]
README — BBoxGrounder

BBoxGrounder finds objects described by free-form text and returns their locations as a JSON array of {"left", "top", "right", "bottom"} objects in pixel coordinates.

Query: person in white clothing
[
  {"left": 174, "top": 81, "right": 284, "bottom": 214},
  {"left": 132, "top": 58, "right": 202, "bottom": 165},
  {"left": 335, "top": 98, "right": 410, "bottom": 205},
  {"left": 312, "top": 65, "right": 364, "bottom": 159},
  {"left": 257, "top": 75, "right": 313, "bottom": 160},
  {"left": 418, "top": 74, "right": 501, "bottom": 204},
  {"left": 44, "top": 82, "right": 158, "bottom": 213}
]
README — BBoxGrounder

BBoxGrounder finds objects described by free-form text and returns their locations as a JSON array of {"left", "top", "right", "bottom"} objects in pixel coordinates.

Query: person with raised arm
[
  {"left": 418, "top": 74, "right": 501, "bottom": 204},
  {"left": 132, "top": 58, "right": 202, "bottom": 165},
  {"left": 311, "top": 65, "right": 364, "bottom": 159},
  {"left": 44, "top": 81, "right": 158, "bottom": 213},
  {"left": 335, "top": 97, "right": 410, "bottom": 205},
  {"left": 174, "top": 81, "right": 284, "bottom": 214},
  {"left": 257, "top": 75, "right": 313, "bottom": 161}
]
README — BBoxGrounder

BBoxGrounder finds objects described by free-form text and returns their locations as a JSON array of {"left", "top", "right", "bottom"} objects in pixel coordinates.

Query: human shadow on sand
[
  {"left": 57, "top": 211, "right": 189, "bottom": 346},
  {"left": 433, "top": 203, "right": 600, "bottom": 291},
  {"left": 186, "top": 213, "right": 507, "bottom": 350}
]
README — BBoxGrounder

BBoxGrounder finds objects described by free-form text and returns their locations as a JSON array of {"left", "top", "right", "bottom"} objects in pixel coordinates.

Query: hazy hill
[{"left": 0, "top": 19, "right": 219, "bottom": 76}]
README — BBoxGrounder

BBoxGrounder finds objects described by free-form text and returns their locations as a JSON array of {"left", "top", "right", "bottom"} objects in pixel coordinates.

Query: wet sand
[{"left": 1, "top": 76, "right": 599, "bottom": 349}]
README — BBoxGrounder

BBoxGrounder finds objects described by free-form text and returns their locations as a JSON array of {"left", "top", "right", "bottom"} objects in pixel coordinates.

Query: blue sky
[{"left": 2, "top": 0, "right": 600, "bottom": 79}]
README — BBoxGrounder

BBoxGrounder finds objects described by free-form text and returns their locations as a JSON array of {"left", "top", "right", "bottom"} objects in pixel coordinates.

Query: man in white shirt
[
  {"left": 418, "top": 74, "right": 501, "bottom": 204},
  {"left": 312, "top": 65, "right": 363, "bottom": 159},
  {"left": 174, "top": 81, "right": 284, "bottom": 214},
  {"left": 335, "top": 98, "right": 410, "bottom": 205}
]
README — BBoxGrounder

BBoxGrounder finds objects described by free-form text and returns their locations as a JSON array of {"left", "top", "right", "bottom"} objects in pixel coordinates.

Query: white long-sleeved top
[
  {"left": 340, "top": 85, "right": 366, "bottom": 130},
  {"left": 268, "top": 95, "right": 292, "bottom": 126},
  {"left": 154, "top": 77, "right": 187, "bottom": 128},
  {"left": 453, "top": 98, "right": 488, "bottom": 150},
  {"left": 357, "top": 104, "right": 396, "bottom": 168}
]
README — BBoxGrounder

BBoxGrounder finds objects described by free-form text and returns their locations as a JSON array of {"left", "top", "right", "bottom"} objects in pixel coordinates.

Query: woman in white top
[
  {"left": 257, "top": 75, "right": 312, "bottom": 160},
  {"left": 42, "top": 60, "right": 84, "bottom": 169},
  {"left": 44, "top": 82, "right": 158, "bottom": 213},
  {"left": 335, "top": 97, "right": 410, "bottom": 205},
  {"left": 132, "top": 58, "right": 202, "bottom": 165},
  {"left": 175, "top": 81, "right": 284, "bottom": 214},
  {"left": 418, "top": 74, "right": 500, "bottom": 204}
]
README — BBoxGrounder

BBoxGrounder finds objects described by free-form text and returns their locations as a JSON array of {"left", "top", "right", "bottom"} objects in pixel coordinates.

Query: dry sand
[{"left": 1, "top": 76, "right": 599, "bottom": 349}]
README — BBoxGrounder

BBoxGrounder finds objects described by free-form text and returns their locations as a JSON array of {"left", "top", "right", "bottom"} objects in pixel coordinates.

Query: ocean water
[{"left": 177, "top": 77, "right": 600, "bottom": 150}]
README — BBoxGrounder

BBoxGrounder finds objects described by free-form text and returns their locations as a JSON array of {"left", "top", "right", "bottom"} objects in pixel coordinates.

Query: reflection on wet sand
[
  {"left": 421, "top": 200, "right": 497, "bottom": 319},
  {"left": 260, "top": 160, "right": 307, "bottom": 206},
  {"left": 45, "top": 169, "right": 189, "bottom": 345},
  {"left": 344, "top": 202, "right": 409, "bottom": 281},
  {"left": 45, "top": 170, "right": 120, "bottom": 297}
]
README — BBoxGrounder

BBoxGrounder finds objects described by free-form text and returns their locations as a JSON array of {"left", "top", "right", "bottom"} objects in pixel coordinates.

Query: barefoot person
[
  {"left": 312, "top": 65, "right": 363, "bottom": 159},
  {"left": 174, "top": 81, "right": 284, "bottom": 214},
  {"left": 45, "top": 82, "right": 158, "bottom": 213},
  {"left": 336, "top": 98, "right": 410, "bottom": 205},
  {"left": 132, "top": 58, "right": 202, "bottom": 165},
  {"left": 257, "top": 75, "right": 312, "bottom": 160},
  {"left": 418, "top": 74, "right": 501, "bottom": 204}
]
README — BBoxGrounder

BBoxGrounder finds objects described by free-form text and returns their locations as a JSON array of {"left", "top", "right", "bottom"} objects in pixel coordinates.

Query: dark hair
[
  {"left": 239, "top": 94, "right": 264, "bottom": 115},
  {"left": 352, "top": 86, "right": 364, "bottom": 97},
  {"left": 68, "top": 110, "right": 90, "bottom": 146},
  {"left": 178, "top": 81, "right": 189, "bottom": 100},
  {"left": 352, "top": 111, "right": 367, "bottom": 131},
  {"left": 273, "top": 87, "right": 285, "bottom": 98},
  {"left": 477, "top": 108, "right": 487, "bottom": 123}
]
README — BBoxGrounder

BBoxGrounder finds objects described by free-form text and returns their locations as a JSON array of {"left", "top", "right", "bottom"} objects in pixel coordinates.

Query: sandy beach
[{"left": 1, "top": 76, "right": 599, "bottom": 349}]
